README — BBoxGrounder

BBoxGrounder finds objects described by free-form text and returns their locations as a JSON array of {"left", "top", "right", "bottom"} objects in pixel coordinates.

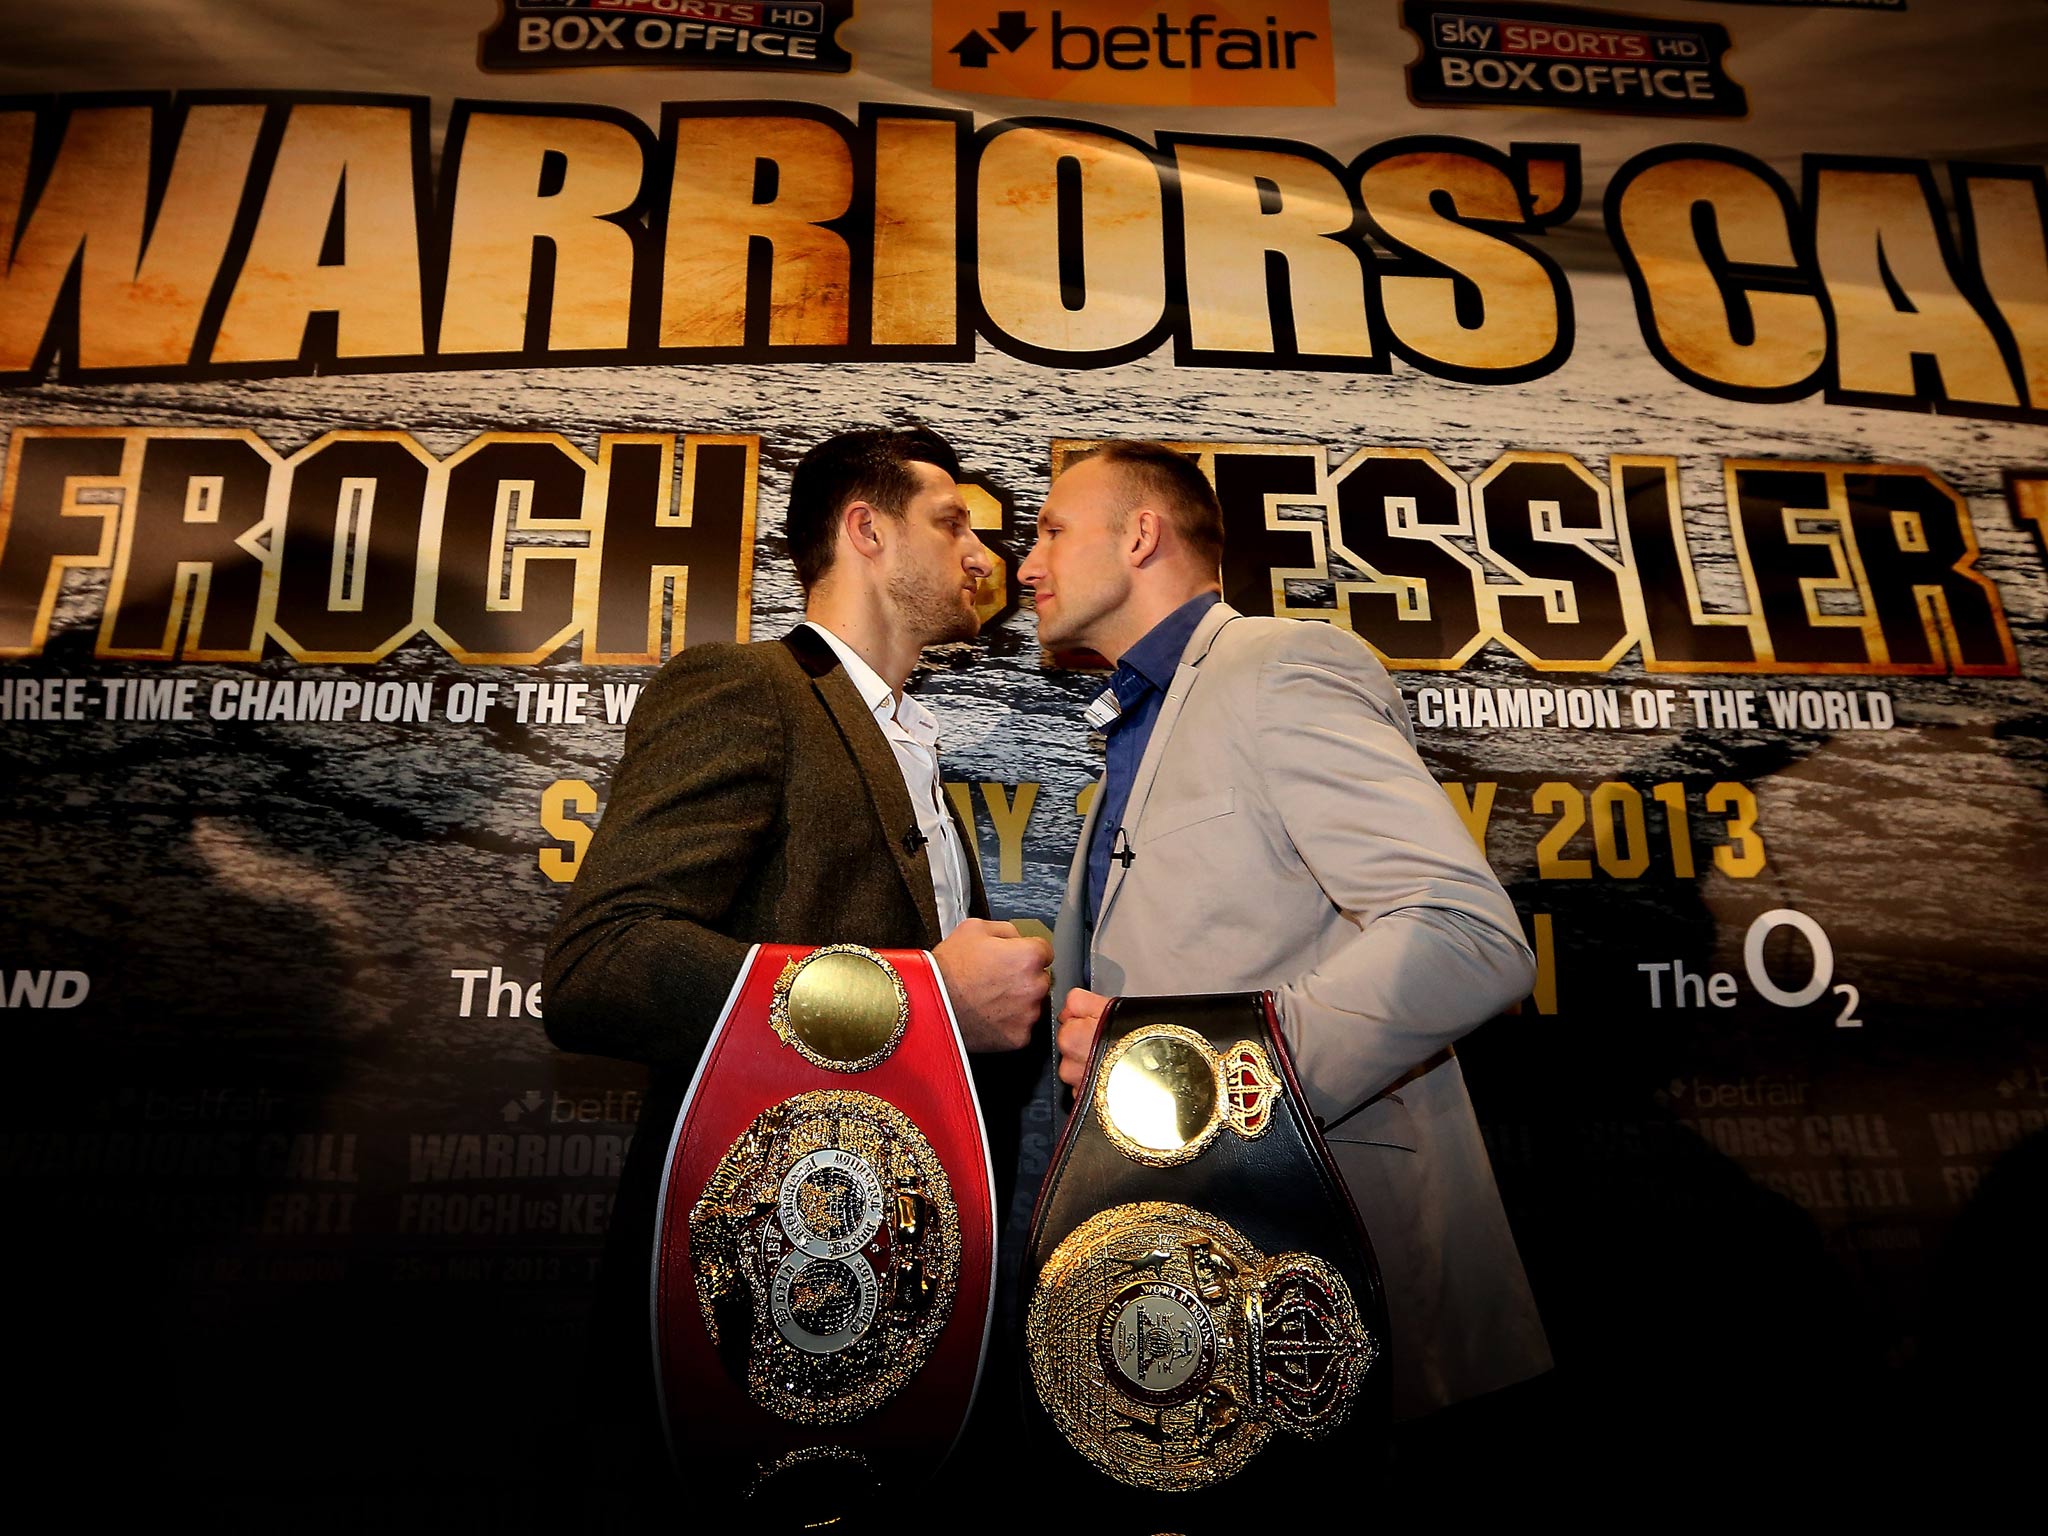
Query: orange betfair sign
[{"left": 932, "top": 2, "right": 1337, "bottom": 106}]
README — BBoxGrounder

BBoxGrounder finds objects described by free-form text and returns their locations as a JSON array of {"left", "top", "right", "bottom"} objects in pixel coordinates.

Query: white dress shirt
[{"left": 802, "top": 622, "right": 972, "bottom": 937}]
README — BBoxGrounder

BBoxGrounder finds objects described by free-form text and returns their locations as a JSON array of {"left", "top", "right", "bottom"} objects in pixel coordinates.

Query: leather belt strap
[{"left": 1020, "top": 992, "right": 1390, "bottom": 1528}]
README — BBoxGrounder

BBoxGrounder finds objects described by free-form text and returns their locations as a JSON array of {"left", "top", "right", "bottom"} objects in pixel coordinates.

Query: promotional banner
[{"left": 3, "top": 0, "right": 2044, "bottom": 1519}]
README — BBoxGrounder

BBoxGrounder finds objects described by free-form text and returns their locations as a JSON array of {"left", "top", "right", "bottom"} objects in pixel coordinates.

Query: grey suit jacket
[{"left": 1054, "top": 602, "right": 1551, "bottom": 1417}]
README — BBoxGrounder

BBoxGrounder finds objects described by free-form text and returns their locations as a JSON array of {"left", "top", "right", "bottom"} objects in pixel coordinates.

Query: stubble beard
[{"left": 889, "top": 564, "right": 980, "bottom": 647}]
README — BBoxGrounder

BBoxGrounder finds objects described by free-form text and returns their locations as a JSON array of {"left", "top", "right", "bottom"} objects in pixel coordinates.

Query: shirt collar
[
  {"left": 802, "top": 621, "right": 939, "bottom": 744},
  {"left": 1114, "top": 591, "right": 1221, "bottom": 699}
]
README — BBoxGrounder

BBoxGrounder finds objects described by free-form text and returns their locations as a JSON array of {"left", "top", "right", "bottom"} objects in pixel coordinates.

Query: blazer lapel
[
  {"left": 1090, "top": 602, "right": 1237, "bottom": 946},
  {"left": 781, "top": 627, "right": 943, "bottom": 945}
]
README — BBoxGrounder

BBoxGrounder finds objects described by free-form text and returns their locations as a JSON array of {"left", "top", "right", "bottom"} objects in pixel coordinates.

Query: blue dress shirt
[{"left": 1084, "top": 592, "right": 1221, "bottom": 935}]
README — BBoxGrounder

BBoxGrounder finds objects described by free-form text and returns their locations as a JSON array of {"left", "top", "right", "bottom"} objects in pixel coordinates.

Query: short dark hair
[
  {"left": 786, "top": 426, "right": 962, "bottom": 589},
  {"left": 1069, "top": 441, "right": 1225, "bottom": 570}
]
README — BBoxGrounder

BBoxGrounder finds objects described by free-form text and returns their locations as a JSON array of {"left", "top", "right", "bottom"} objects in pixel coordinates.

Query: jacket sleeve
[
  {"left": 1252, "top": 624, "right": 1536, "bottom": 1111},
  {"left": 541, "top": 645, "right": 787, "bottom": 1069}
]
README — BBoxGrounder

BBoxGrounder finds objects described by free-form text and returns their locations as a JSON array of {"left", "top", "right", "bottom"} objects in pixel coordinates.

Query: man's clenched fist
[{"left": 932, "top": 918, "right": 1053, "bottom": 1052}]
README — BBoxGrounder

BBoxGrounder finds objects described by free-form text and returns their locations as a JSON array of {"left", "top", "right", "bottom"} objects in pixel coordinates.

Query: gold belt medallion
[
  {"left": 689, "top": 1089, "right": 959, "bottom": 1424},
  {"left": 1094, "top": 1023, "right": 1279, "bottom": 1168},
  {"left": 769, "top": 945, "right": 911, "bottom": 1073},
  {"left": 1026, "top": 1202, "right": 1378, "bottom": 1491}
]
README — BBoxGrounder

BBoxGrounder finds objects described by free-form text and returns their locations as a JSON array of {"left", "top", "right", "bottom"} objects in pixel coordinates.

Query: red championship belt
[{"left": 651, "top": 943, "right": 996, "bottom": 1517}]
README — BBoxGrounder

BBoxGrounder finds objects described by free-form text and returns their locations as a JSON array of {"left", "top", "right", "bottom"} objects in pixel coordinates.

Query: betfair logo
[
  {"left": 933, "top": 2, "right": 1335, "bottom": 106},
  {"left": 948, "top": 9, "right": 1038, "bottom": 67}
]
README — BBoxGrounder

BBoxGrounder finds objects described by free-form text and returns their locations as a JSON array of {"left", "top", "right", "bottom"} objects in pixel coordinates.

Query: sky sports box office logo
[
  {"left": 1404, "top": 1, "right": 1746, "bottom": 117},
  {"left": 932, "top": 2, "right": 1336, "bottom": 105},
  {"left": 479, "top": 0, "right": 854, "bottom": 72}
]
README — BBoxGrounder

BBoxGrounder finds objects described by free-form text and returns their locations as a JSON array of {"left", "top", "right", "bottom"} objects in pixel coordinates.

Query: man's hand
[
  {"left": 1055, "top": 987, "right": 1112, "bottom": 1088},
  {"left": 932, "top": 919, "right": 1052, "bottom": 1052}
]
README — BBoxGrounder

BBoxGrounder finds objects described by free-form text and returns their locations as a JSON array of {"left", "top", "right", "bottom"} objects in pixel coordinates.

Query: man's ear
[
  {"left": 1127, "top": 507, "right": 1164, "bottom": 567},
  {"left": 842, "top": 501, "right": 884, "bottom": 562}
]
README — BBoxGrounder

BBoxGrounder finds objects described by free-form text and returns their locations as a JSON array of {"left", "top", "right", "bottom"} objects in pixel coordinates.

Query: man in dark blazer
[{"left": 543, "top": 425, "right": 1051, "bottom": 1517}]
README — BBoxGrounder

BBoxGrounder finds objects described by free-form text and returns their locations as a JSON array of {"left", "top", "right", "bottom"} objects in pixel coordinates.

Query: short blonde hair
[{"left": 1068, "top": 441, "right": 1224, "bottom": 570}]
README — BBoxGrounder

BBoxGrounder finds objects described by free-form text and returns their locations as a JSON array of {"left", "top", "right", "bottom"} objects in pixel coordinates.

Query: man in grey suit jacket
[{"left": 1018, "top": 441, "right": 1550, "bottom": 1420}]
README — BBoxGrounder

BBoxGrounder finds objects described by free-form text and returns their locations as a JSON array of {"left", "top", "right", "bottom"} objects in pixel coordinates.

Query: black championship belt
[
  {"left": 1021, "top": 993, "right": 1389, "bottom": 1523},
  {"left": 651, "top": 943, "right": 997, "bottom": 1522}
]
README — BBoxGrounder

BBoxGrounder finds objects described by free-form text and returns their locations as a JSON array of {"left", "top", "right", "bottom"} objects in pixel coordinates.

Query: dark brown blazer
[
  {"left": 546, "top": 623, "right": 985, "bottom": 1061},
  {"left": 543, "top": 625, "right": 1029, "bottom": 1454}
]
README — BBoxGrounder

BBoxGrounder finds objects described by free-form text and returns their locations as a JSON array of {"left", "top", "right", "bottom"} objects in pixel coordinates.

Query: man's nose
[
  {"left": 965, "top": 537, "right": 995, "bottom": 577},
  {"left": 1018, "top": 539, "right": 1044, "bottom": 583}
]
